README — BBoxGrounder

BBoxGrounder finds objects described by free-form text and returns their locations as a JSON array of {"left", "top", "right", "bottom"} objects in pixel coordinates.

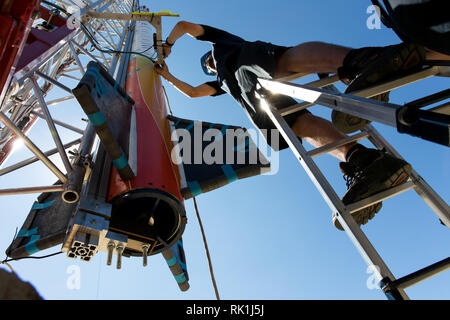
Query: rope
[
  {"left": 193, "top": 197, "right": 220, "bottom": 300},
  {"left": 0, "top": 261, "right": 15, "bottom": 274},
  {"left": 161, "top": 85, "right": 174, "bottom": 116},
  {"left": 161, "top": 73, "right": 220, "bottom": 299}
]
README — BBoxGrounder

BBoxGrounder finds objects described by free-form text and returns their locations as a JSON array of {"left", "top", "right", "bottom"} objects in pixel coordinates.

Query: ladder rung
[
  {"left": 405, "top": 88, "right": 450, "bottom": 109},
  {"left": 258, "top": 66, "right": 449, "bottom": 299},
  {"left": 350, "top": 66, "right": 439, "bottom": 99},
  {"left": 346, "top": 180, "right": 415, "bottom": 214},
  {"left": 275, "top": 72, "right": 311, "bottom": 82},
  {"left": 386, "top": 257, "right": 450, "bottom": 291},
  {"left": 307, "top": 132, "right": 369, "bottom": 158},
  {"left": 429, "top": 102, "right": 450, "bottom": 115},
  {"left": 280, "top": 101, "right": 312, "bottom": 117}
]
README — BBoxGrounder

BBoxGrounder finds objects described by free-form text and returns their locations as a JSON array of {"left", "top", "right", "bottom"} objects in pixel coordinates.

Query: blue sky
[{"left": 0, "top": 0, "right": 449, "bottom": 300}]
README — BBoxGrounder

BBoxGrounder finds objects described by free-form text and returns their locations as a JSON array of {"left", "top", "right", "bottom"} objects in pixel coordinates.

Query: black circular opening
[
  {"left": 63, "top": 191, "right": 78, "bottom": 203},
  {"left": 109, "top": 189, "right": 185, "bottom": 253}
]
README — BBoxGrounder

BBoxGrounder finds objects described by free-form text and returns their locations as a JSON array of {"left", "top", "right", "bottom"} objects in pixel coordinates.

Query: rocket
[{"left": 5, "top": 5, "right": 270, "bottom": 292}]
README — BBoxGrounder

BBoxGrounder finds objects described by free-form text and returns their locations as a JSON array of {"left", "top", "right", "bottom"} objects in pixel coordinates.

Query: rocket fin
[
  {"left": 168, "top": 115, "right": 271, "bottom": 199},
  {"left": 161, "top": 238, "right": 189, "bottom": 291},
  {"left": 5, "top": 184, "right": 77, "bottom": 259},
  {"left": 72, "top": 61, "right": 136, "bottom": 181}
]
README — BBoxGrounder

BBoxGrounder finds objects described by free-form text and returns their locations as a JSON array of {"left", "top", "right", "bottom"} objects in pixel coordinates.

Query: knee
[{"left": 291, "top": 111, "right": 315, "bottom": 132}]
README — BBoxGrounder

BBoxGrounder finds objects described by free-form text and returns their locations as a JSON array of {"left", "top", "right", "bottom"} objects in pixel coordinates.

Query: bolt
[
  {"left": 116, "top": 243, "right": 125, "bottom": 270},
  {"left": 106, "top": 241, "right": 115, "bottom": 266},
  {"left": 142, "top": 244, "right": 150, "bottom": 267}
]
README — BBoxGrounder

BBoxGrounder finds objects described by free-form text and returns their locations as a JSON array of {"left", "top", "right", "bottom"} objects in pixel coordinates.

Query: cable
[
  {"left": 193, "top": 197, "right": 221, "bottom": 300},
  {"left": 41, "top": 1, "right": 159, "bottom": 61},
  {"left": 1, "top": 251, "right": 63, "bottom": 264}
]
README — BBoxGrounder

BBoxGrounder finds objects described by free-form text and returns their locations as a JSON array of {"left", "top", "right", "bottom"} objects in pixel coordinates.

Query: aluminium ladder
[{"left": 256, "top": 65, "right": 450, "bottom": 300}]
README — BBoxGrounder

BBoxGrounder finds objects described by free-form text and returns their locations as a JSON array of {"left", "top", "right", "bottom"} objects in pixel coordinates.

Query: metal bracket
[{"left": 84, "top": 10, "right": 179, "bottom": 63}]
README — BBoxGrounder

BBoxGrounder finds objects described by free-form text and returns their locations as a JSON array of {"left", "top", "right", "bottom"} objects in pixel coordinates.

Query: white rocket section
[{"left": 132, "top": 20, "right": 155, "bottom": 59}]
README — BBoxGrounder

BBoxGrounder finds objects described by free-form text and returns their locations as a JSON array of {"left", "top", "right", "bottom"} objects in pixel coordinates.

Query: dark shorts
[
  {"left": 252, "top": 93, "right": 310, "bottom": 151},
  {"left": 245, "top": 42, "right": 310, "bottom": 151}
]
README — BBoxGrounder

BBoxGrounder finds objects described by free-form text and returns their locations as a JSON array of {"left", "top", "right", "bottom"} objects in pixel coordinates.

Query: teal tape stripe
[
  {"left": 185, "top": 121, "right": 194, "bottom": 132},
  {"left": 126, "top": 67, "right": 142, "bottom": 80},
  {"left": 234, "top": 138, "right": 250, "bottom": 152},
  {"left": 222, "top": 164, "right": 238, "bottom": 183},
  {"left": 87, "top": 111, "right": 106, "bottom": 126},
  {"left": 211, "top": 125, "right": 228, "bottom": 143},
  {"left": 31, "top": 200, "right": 55, "bottom": 211},
  {"left": 174, "top": 273, "right": 186, "bottom": 283},
  {"left": 17, "top": 227, "right": 38, "bottom": 238},
  {"left": 86, "top": 67, "right": 108, "bottom": 97},
  {"left": 166, "top": 256, "right": 177, "bottom": 267},
  {"left": 187, "top": 181, "right": 202, "bottom": 197},
  {"left": 221, "top": 125, "right": 229, "bottom": 136},
  {"left": 179, "top": 260, "right": 187, "bottom": 271},
  {"left": 177, "top": 240, "right": 183, "bottom": 248},
  {"left": 112, "top": 150, "right": 128, "bottom": 170},
  {"left": 25, "top": 235, "right": 40, "bottom": 255},
  {"left": 85, "top": 69, "right": 100, "bottom": 79}
]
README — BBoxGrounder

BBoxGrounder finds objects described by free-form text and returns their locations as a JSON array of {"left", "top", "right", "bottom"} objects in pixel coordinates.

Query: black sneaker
[
  {"left": 332, "top": 42, "right": 426, "bottom": 133},
  {"left": 333, "top": 148, "right": 412, "bottom": 231}
]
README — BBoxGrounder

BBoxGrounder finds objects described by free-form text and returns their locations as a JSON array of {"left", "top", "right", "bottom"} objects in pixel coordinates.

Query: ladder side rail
[
  {"left": 259, "top": 78, "right": 450, "bottom": 146},
  {"left": 259, "top": 76, "right": 450, "bottom": 226},
  {"left": 258, "top": 97, "right": 410, "bottom": 300},
  {"left": 363, "top": 125, "right": 450, "bottom": 227},
  {"left": 276, "top": 66, "right": 440, "bottom": 117}
]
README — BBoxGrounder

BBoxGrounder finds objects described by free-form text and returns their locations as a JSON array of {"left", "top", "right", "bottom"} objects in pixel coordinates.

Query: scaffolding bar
[
  {"left": 0, "top": 185, "right": 64, "bottom": 196},
  {"left": 30, "top": 77, "right": 73, "bottom": 174},
  {"left": 0, "top": 111, "right": 67, "bottom": 183},
  {"left": 0, "top": 138, "right": 81, "bottom": 176}
]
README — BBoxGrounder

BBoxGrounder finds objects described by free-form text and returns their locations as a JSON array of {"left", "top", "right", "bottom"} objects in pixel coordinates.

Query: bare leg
[
  {"left": 275, "top": 42, "right": 352, "bottom": 78},
  {"left": 290, "top": 111, "right": 355, "bottom": 161}
]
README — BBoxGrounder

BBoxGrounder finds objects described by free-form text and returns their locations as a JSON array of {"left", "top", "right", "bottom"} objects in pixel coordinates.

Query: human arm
[
  {"left": 155, "top": 62, "right": 220, "bottom": 98},
  {"left": 163, "top": 21, "right": 205, "bottom": 58},
  {"left": 163, "top": 22, "right": 244, "bottom": 58}
]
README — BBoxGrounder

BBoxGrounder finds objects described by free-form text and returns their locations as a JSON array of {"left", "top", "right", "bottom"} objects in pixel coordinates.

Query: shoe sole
[
  {"left": 331, "top": 110, "right": 372, "bottom": 134},
  {"left": 332, "top": 43, "right": 424, "bottom": 134},
  {"left": 333, "top": 160, "right": 412, "bottom": 231},
  {"left": 331, "top": 92, "right": 390, "bottom": 134},
  {"left": 347, "top": 43, "right": 425, "bottom": 93}
]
